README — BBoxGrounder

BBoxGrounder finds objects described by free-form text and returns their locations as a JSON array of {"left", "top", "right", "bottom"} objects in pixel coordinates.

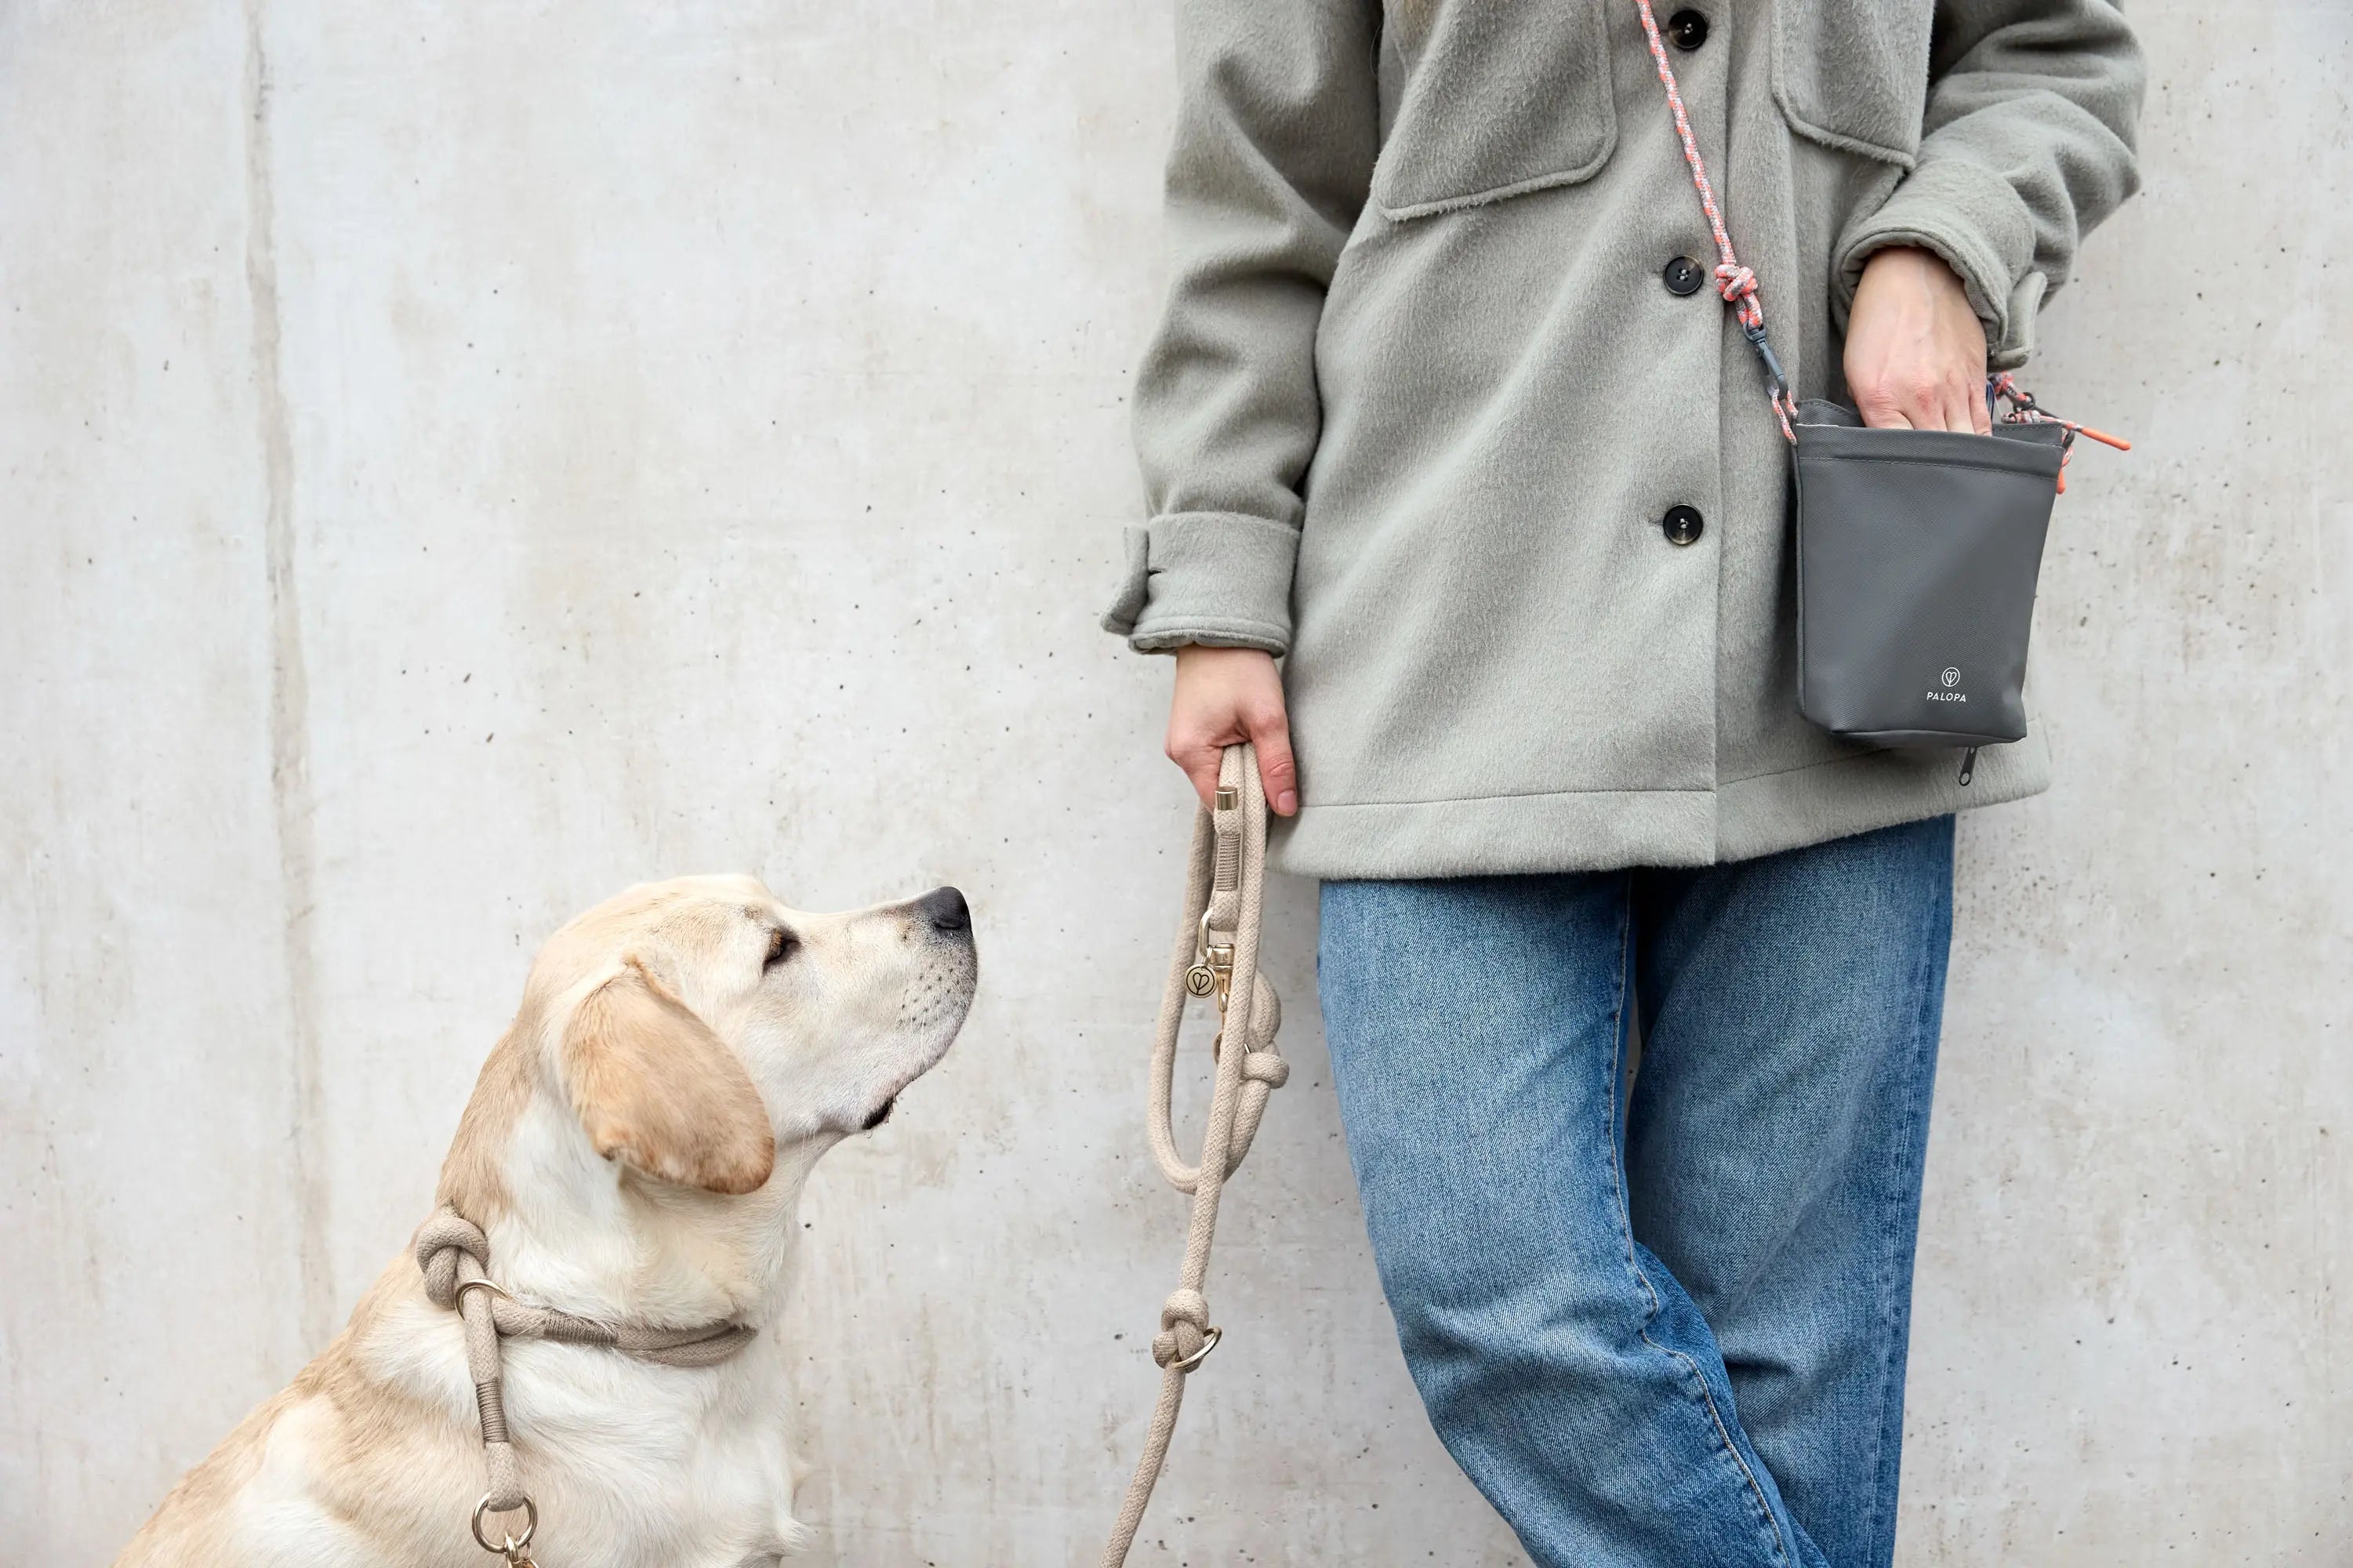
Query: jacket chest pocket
[
  {"left": 1771, "top": 0, "right": 1934, "bottom": 166},
  {"left": 1372, "top": 0, "right": 1618, "bottom": 222}
]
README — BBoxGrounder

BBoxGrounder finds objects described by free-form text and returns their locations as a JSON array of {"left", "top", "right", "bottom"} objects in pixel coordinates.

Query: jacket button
[
  {"left": 1662, "top": 256, "right": 1705, "bottom": 296},
  {"left": 1669, "top": 9, "right": 1709, "bottom": 49},
  {"left": 1661, "top": 505, "right": 1705, "bottom": 546}
]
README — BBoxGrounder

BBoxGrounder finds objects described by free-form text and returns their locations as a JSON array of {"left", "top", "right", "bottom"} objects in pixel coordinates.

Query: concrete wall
[{"left": 3, "top": 2, "right": 2344, "bottom": 1563}]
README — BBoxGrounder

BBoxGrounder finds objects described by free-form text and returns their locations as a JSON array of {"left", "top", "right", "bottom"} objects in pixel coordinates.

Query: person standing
[{"left": 1105, "top": 3, "right": 2142, "bottom": 1565}]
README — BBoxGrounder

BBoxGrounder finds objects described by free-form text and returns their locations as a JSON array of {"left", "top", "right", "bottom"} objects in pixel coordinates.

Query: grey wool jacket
[{"left": 1104, "top": 0, "right": 2144, "bottom": 880}]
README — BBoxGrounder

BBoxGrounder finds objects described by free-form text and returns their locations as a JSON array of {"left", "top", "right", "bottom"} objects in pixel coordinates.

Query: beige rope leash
[
  {"left": 1102, "top": 742, "right": 1290, "bottom": 1566},
  {"left": 412, "top": 1205, "right": 761, "bottom": 1565}
]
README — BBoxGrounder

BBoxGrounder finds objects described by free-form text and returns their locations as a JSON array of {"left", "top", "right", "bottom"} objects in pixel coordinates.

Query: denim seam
[
  {"left": 1607, "top": 880, "right": 1797, "bottom": 1568},
  {"left": 1861, "top": 883, "right": 1944, "bottom": 1565}
]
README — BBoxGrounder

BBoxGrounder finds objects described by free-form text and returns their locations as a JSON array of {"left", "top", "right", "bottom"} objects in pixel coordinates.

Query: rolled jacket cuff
[
  {"left": 1099, "top": 511, "right": 1299, "bottom": 655},
  {"left": 1832, "top": 157, "right": 2042, "bottom": 371}
]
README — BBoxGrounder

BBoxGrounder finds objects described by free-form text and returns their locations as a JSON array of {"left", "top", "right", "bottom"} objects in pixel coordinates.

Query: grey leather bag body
[{"left": 1791, "top": 400, "right": 2069, "bottom": 760}]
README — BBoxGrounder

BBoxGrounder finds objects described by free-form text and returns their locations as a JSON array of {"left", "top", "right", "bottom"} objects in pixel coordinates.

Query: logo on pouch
[
  {"left": 1926, "top": 665, "right": 1968, "bottom": 703},
  {"left": 1941, "top": 667, "right": 1962, "bottom": 688}
]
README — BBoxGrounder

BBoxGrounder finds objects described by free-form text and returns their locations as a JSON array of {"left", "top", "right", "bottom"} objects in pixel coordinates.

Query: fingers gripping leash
[{"left": 1103, "top": 743, "right": 1288, "bottom": 1567}]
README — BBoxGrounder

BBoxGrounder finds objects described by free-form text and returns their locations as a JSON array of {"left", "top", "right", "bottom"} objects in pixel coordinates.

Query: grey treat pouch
[{"left": 1791, "top": 399, "right": 2068, "bottom": 759}]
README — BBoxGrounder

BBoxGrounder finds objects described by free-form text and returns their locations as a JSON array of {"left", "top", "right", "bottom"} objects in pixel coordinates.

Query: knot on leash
[
  {"left": 1240, "top": 1051, "right": 1289, "bottom": 1088},
  {"left": 1152, "top": 1288, "right": 1215, "bottom": 1370}
]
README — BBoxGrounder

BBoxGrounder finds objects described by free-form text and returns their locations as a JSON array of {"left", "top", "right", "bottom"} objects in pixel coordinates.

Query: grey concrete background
[{"left": 2, "top": 2, "right": 2344, "bottom": 1563}]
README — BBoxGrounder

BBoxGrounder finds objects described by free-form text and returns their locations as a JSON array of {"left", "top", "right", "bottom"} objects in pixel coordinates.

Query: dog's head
[{"left": 448, "top": 875, "right": 977, "bottom": 1209}]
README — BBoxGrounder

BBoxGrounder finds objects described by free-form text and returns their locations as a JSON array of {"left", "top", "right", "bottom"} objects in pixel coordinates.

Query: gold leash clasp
[{"left": 1186, "top": 909, "right": 1236, "bottom": 1011}]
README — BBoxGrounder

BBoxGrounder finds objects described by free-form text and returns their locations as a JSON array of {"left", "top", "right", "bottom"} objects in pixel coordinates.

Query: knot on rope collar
[{"left": 414, "top": 1208, "right": 493, "bottom": 1309}]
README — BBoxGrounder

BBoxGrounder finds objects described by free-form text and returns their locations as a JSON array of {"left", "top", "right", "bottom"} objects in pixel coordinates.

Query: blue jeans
[{"left": 1317, "top": 816, "right": 1955, "bottom": 1568}]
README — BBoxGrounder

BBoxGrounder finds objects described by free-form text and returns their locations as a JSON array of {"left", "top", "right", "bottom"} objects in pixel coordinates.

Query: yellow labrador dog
[{"left": 116, "top": 875, "right": 977, "bottom": 1567}]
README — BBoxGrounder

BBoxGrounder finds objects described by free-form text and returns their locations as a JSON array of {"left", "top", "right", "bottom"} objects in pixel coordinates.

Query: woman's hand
[
  {"left": 1166, "top": 646, "right": 1299, "bottom": 816},
  {"left": 1844, "top": 246, "right": 1991, "bottom": 435}
]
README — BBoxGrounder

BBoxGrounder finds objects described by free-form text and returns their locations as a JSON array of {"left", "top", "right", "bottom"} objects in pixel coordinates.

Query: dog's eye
[{"left": 764, "top": 927, "right": 797, "bottom": 968}]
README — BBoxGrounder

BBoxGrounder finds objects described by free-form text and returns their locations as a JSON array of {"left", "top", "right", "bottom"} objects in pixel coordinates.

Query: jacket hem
[
  {"left": 1272, "top": 725, "right": 2053, "bottom": 880},
  {"left": 1714, "top": 724, "right": 2050, "bottom": 864},
  {"left": 1274, "top": 787, "right": 1718, "bottom": 880}
]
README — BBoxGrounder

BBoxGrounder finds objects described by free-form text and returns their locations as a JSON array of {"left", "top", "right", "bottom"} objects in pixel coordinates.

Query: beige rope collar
[
  {"left": 1102, "top": 742, "right": 1289, "bottom": 1566},
  {"left": 412, "top": 1205, "right": 760, "bottom": 1563}
]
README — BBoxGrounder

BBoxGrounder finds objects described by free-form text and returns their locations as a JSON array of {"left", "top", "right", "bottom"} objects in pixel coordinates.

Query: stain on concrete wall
[{"left": 2, "top": 2, "right": 2344, "bottom": 1563}]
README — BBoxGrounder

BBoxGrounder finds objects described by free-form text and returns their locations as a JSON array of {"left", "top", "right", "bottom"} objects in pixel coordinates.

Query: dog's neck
[{"left": 441, "top": 1072, "right": 836, "bottom": 1331}]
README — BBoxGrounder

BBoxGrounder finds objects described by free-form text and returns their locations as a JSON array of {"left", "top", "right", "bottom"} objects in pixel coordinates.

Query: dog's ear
[{"left": 561, "top": 956, "right": 776, "bottom": 1195}]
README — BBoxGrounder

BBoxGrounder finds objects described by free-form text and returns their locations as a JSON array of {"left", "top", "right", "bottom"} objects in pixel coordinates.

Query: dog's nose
[{"left": 916, "top": 885, "right": 969, "bottom": 933}]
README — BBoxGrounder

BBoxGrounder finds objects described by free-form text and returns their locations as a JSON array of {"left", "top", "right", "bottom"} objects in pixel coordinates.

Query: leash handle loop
[{"left": 1143, "top": 749, "right": 1284, "bottom": 1193}]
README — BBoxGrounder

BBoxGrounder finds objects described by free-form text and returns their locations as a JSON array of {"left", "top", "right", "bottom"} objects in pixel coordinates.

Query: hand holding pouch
[{"left": 1791, "top": 400, "right": 2068, "bottom": 749}]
